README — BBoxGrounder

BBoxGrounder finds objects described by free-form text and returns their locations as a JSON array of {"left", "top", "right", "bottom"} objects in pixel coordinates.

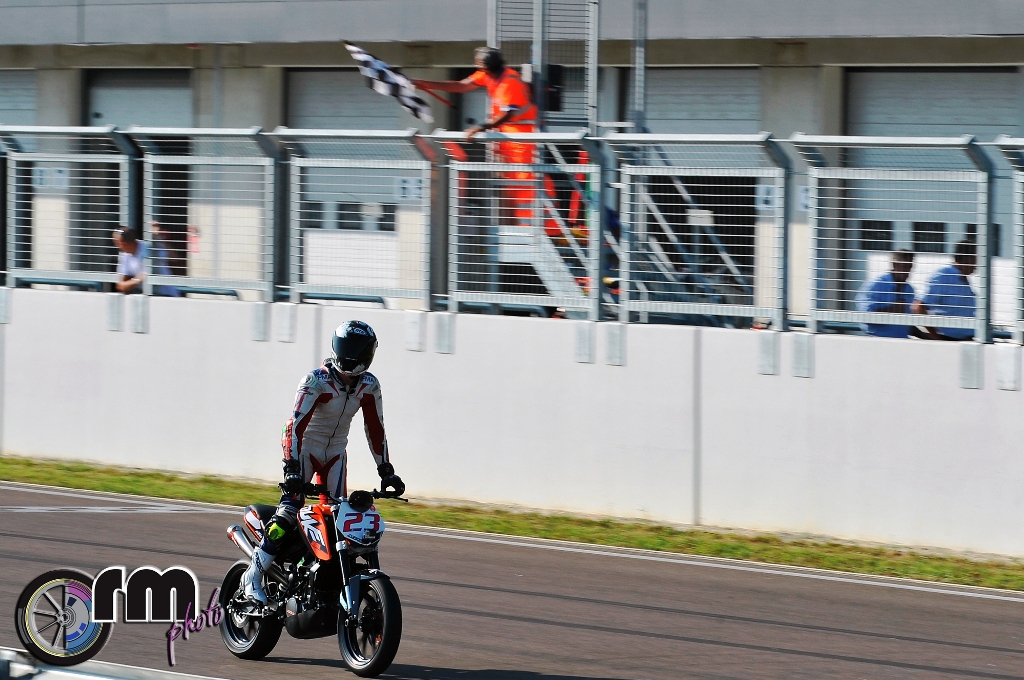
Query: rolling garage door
[
  {"left": 645, "top": 68, "right": 761, "bottom": 134},
  {"left": 846, "top": 68, "right": 1024, "bottom": 326},
  {"left": 287, "top": 70, "right": 404, "bottom": 129},
  {"left": 0, "top": 70, "right": 37, "bottom": 125},
  {"left": 87, "top": 70, "right": 193, "bottom": 128},
  {"left": 848, "top": 69, "right": 1021, "bottom": 139}
]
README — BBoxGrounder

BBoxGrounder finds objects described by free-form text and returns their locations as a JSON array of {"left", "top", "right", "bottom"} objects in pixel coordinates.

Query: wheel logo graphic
[{"left": 15, "top": 569, "right": 112, "bottom": 666}]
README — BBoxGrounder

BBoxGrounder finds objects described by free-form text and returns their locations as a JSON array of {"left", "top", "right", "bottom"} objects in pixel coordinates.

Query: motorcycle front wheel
[
  {"left": 219, "top": 560, "right": 283, "bottom": 660},
  {"left": 338, "top": 576, "right": 402, "bottom": 677}
]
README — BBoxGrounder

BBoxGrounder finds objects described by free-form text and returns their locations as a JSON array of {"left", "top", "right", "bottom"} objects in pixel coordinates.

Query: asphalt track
[{"left": 1, "top": 482, "right": 1023, "bottom": 679}]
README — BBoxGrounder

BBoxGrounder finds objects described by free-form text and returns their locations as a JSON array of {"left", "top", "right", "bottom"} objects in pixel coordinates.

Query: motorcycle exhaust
[
  {"left": 227, "top": 524, "right": 288, "bottom": 586},
  {"left": 227, "top": 525, "right": 254, "bottom": 558}
]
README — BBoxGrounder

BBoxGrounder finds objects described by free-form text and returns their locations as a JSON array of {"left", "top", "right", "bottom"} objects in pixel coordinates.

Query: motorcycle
[{"left": 219, "top": 479, "right": 406, "bottom": 677}]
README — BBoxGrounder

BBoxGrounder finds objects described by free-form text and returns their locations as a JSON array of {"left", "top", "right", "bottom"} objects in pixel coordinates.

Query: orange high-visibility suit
[{"left": 468, "top": 67, "right": 538, "bottom": 227}]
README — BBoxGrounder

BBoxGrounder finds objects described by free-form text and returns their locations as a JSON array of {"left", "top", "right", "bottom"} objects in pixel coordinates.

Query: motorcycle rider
[{"left": 241, "top": 320, "right": 406, "bottom": 605}]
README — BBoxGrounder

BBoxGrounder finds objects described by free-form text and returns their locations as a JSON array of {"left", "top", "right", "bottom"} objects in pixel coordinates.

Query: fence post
[
  {"left": 447, "top": 159, "right": 459, "bottom": 314},
  {"left": 288, "top": 161, "right": 301, "bottom": 303},
  {"left": 1017, "top": 169, "right": 1023, "bottom": 345},
  {"left": 617, "top": 172, "right": 631, "bottom": 323},
  {"left": 806, "top": 170, "right": 818, "bottom": 334},
  {"left": 4, "top": 155, "right": 13, "bottom": 289},
  {"left": 141, "top": 160, "right": 153, "bottom": 297},
  {"left": 762, "top": 135, "right": 791, "bottom": 331},
  {"left": 965, "top": 137, "right": 994, "bottom": 344}
]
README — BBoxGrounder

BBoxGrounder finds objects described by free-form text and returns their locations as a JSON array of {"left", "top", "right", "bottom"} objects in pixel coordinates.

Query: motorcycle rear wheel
[
  {"left": 338, "top": 576, "right": 402, "bottom": 677},
  {"left": 219, "top": 561, "right": 283, "bottom": 660}
]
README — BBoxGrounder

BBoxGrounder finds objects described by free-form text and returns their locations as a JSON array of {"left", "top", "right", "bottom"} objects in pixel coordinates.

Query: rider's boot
[{"left": 241, "top": 547, "right": 274, "bottom": 605}]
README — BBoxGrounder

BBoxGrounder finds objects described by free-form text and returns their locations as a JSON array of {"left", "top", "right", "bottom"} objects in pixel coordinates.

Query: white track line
[
  {"left": 0, "top": 482, "right": 233, "bottom": 512},
  {"left": 0, "top": 506, "right": 222, "bottom": 513},
  {"left": 0, "top": 483, "right": 191, "bottom": 507},
  {"left": 389, "top": 527, "right": 1024, "bottom": 604},
  {"left": 4, "top": 481, "right": 1022, "bottom": 603},
  {"left": 1, "top": 646, "right": 229, "bottom": 680}
]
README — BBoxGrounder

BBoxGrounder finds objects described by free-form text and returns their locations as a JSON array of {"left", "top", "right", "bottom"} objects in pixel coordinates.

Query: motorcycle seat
[
  {"left": 248, "top": 504, "right": 278, "bottom": 527},
  {"left": 242, "top": 504, "right": 279, "bottom": 544}
]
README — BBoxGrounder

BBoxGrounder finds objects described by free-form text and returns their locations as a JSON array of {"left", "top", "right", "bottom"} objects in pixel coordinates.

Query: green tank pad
[{"left": 267, "top": 522, "right": 287, "bottom": 542}]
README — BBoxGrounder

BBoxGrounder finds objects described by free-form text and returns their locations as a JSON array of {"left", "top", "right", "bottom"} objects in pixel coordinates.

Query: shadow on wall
[{"left": 264, "top": 658, "right": 621, "bottom": 680}]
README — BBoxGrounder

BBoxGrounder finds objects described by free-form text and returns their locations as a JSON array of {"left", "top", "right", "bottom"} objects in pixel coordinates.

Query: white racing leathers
[{"left": 281, "top": 363, "right": 390, "bottom": 500}]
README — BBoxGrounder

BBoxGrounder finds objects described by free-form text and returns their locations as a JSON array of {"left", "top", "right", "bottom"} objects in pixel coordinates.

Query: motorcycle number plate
[{"left": 337, "top": 500, "right": 384, "bottom": 545}]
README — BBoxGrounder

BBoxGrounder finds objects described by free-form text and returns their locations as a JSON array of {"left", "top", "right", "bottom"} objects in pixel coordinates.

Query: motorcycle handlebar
[
  {"left": 372, "top": 489, "right": 409, "bottom": 502},
  {"left": 301, "top": 482, "right": 408, "bottom": 503}
]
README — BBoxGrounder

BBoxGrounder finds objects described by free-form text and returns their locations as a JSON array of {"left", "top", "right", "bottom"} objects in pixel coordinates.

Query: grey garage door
[
  {"left": 87, "top": 70, "right": 193, "bottom": 128},
  {"left": 848, "top": 69, "right": 1022, "bottom": 140},
  {"left": 0, "top": 70, "right": 36, "bottom": 125},
  {"left": 645, "top": 68, "right": 761, "bottom": 134},
  {"left": 847, "top": 70, "right": 1023, "bottom": 252},
  {"left": 287, "top": 70, "right": 404, "bottom": 129}
]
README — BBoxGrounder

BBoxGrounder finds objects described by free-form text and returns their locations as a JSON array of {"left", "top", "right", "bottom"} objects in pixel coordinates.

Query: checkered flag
[{"left": 345, "top": 42, "right": 434, "bottom": 124}]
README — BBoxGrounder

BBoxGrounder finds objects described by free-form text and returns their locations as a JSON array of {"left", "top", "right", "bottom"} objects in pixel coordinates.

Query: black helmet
[{"left": 331, "top": 321, "right": 377, "bottom": 377}]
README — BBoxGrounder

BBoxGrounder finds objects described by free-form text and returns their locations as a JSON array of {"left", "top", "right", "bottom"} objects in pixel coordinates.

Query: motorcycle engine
[{"left": 284, "top": 596, "right": 338, "bottom": 640}]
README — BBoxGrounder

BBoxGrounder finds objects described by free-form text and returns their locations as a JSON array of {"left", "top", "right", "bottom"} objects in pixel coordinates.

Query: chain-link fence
[
  {"left": 791, "top": 134, "right": 992, "bottom": 341},
  {"left": 125, "top": 127, "right": 276, "bottom": 300},
  {"left": 0, "top": 125, "right": 134, "bottom": 289},
  {"left": 433, "top": 130, "right": 604, "bottom": 318},
  {"left": 270, "top": 129, "right": 432, "bottom": 308},
  {"left": 606, "top": 132, "right": 789, "bottom": 328}
]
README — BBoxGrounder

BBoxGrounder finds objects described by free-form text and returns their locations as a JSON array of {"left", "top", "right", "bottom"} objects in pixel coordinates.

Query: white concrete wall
[
  {"left": 701, "top": 329, "right": 1024, "bottom": 556},
  {"left": 3, "top": 289, "right": 1023, "bottom": 556}
]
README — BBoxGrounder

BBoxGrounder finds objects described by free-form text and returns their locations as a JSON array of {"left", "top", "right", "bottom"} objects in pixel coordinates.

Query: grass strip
[{"left": 3, "top": 455, "right": 1023, "bottom": 591}]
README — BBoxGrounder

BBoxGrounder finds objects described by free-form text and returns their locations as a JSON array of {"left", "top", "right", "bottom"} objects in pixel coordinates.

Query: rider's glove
[
  {"left": 279, "top": 475, "right": 304, "bottom": 495},
  {"left": 381, "top": 474, "right": 405, "bottom": 497},
  {"left": 377, "top": 462, "right": 405, "bottom": 496},
  {"left": 280, "top": 459, "right": 304, "bottom": 495}
]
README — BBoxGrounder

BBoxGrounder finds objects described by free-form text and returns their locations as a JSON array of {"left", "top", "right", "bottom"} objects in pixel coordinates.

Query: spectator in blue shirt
[
  {"left": 911, "top": 239, "right": 976, "bottom": 340},
  {"left": 150, "top": 221, "right": 181, "bottom": 297},
  {"left": 855, "top": 249, "right": 916, "bottom": 338}
]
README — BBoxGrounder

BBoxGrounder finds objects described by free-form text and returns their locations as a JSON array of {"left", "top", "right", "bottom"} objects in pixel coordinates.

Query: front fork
[{"left": 336, "top": 542, "right": 381, "bottom": 624}]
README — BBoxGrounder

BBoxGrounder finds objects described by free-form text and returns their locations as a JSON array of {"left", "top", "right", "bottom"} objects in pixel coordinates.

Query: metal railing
[
  {"left": 431, "top": 130, "right": 605, "bottom": 319},
  {"left": 0, "top": 125, "right": 134, "bottom": 289},
  {"left": 124, "top": 127, "right": 276, "bottom": 300},
  {"left": 4, "top": 124, "right": 1024, "bottom": 345},
  {"left": 606, "top": 132, "right": 790, "bottom": 328},
  {"left": 270, "top": 128, "right": 432, "bottom": 308},
  {"left": 791, "top": 134, "right": 993, "bottom": 341}
]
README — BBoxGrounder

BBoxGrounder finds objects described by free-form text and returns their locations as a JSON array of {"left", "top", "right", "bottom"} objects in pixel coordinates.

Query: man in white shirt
[{"left": 113, "top": 227, "right": 149, "bottom": 293}]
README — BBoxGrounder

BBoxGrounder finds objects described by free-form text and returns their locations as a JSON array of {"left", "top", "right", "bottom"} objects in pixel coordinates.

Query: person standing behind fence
[
  {"left": 911, "top": 239, "right": 977, "bottom": 340},
  {"left": 113, "top": 227, "right": 149, "bottom": 294},
  {"left": 412, "top": 48, "right": 539, "bottom": 228},
  {"left": 411, "top": 47, "right": 538, "bottom": 140},
  {"left": 855, "top": 249, "right": 916, "bottom": 338},
  {"left": 113, "top": 226, "right": 180, "bottom": 297},
  {"left": 150, "top": 221, "right": 181, "bottom": 297}
]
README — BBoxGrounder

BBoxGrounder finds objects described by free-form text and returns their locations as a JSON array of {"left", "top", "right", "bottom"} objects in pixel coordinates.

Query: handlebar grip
[{"left": 372, "top": 489, "right": 409, "bottom": 502}]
